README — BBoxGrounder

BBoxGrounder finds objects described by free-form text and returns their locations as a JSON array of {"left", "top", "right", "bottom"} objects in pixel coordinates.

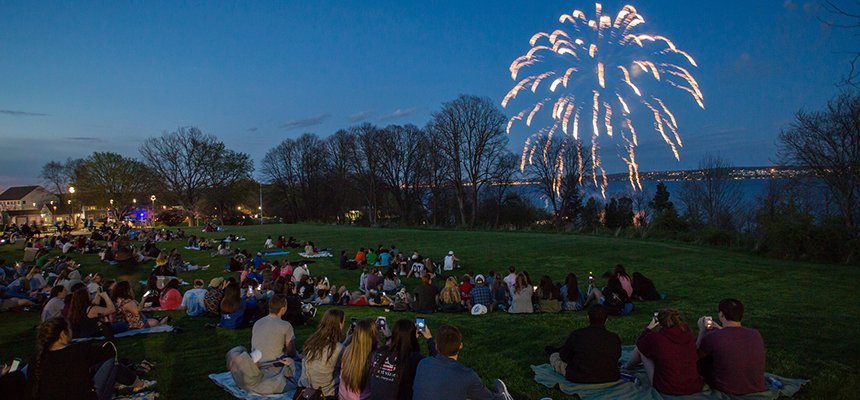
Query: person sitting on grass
[
  {"left": 560, "top": 273, "right": 584, "bottom": 311},
  {"left": 508, "top": 273, "right": 534, "bottom": 314},
  {"left": 339, "top": 319, "right": 379, "bottom": 400},
  {"left": 366, "top": 248, "right": 378, "bottom": 267},
  {"left": 412, "top": 324, "right": 513, "bottom": 400},
  {"left": 219, "top": 282, "right": 257, "bottom": 329},
  {"left": 469, "top": 275, "right": 493, "bottom": 310},
  {"left": 369, "top": 319, "right": 437, "bottom": 400},
  {"left": 625, "top": 309, "right": 703, "bottom": 396},
  {"left": 536, "top": 275, "right": 562, "bottom": 313},
  {"left": 355, "top": 248, "right": 367, "bottom": 266},
  {"left": 412, "top": 274, "right": 438, "bottom": 313},
  {"left": 439, "top": 276, "right": 464, "bottom": 312},
  {"left": 584, "top": 274, "right": 633, "bottom": 316},
  {"left": 298, "top": 309, "right": 345, "bottom": 399},
  {"left": 546, "top": 305, "right": 621, "bottom": 384},
  {"left": 382, "top": 268, "right": 404, "bottom": 292},
  {"left": 68, "top": 287, "right": 122, "bottom": 339},
  {"left": 696, "top": 298, "right": 765, "bottom": 395},
  {"left": 28, "top": 318, "right": 155, "bottom": 400},
  {"left": 111, "top": 281, "right": 167, "bottom": 330},
  {"left": 251, "top": 295, "right": 296, "bottom": 367},
  {"left": 204, "top": 277, "right": 226, "bottom": 316},
  {"left": 40, "top": 285, "right": 67, "bottom": 322},
  {"left": 613, "top": 264, "right": 634, "bottom": 298},
  {"left": 458, "top": 274, "right": 473, "bottom": 305},
  {"left": 180, "top": 279, "right": 208, "bottom": 317},
  {"left": 490, "top": 274, "right": 509, "bottom": 312},
  {"left": 157, "top": 277, "right": 182, "bottom": 310},
  {"left": 631, "top": 272, "right": 661, "bottom": 301}
]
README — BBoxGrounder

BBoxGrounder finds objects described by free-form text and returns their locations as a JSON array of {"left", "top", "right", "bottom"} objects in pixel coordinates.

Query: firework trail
[{"left": 504, "top": 3, "right": 703, "bottom": 197}]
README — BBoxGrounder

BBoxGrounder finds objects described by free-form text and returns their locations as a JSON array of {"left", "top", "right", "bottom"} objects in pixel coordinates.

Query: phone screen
[
  {"left": 9, "top": 358, "right": 21, "bottom": 372},
  {"left": 350, "top": 317, "right": 358, "bottom": 327},
  {"left": 416, "top": 317, "right": 425, "bottom": 332},
  {"left": 376, "top": 316, "right": 386, "bottom": 330}
]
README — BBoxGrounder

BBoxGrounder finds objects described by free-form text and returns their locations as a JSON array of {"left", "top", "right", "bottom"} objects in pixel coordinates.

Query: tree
[
  {"left": 649, "top": 182, "right": 685, "bottom": 232},
  {"left": 824, "top": 1, "right": 860, "bottom": 87},
  {"left": 649, "top": 182, "right": 674, "bottom": 213},
  {"left": 778, "top": 92, "right": 860, "bottom": 233},
  {"left": 582, "top": 197, "right": 602, "bottom": 231},
  {"left": 39, "top": 159, "right": 78, "bottom": 203},
  {"left": 323, "top": 129, "right": 359, "bottom": 223},
  {"left": 429, "top": 94, "right": 509, "bottom": 226},
  {"left": 604, "top": 196, "right": 634, "bottom": 229},
  {"left": 679, "top": 155, "right": 743, "bottom": 229},
  {"left": 525, "top": 135, "right": 589, "bottom": 229},
  {"left": 139, "top": 127, "right": 254, "bottom": 223},
  {"left": 483, "top": 152, "right": 519, "bottom": 227},
  {"left": 261, "top": 133, "right": 328, "bottom": 222},
  {"left": 349, "top": 123, "right": 385, "bottom": 225},
  {"left": 70, "top": 152, "right": 154, "bottom": 219},
  {"left": 377, "top": 124, "right": 427, "bottom": 223}
]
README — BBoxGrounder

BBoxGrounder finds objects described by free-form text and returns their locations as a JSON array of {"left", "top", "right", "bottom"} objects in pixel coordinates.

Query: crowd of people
[{"left": 0, "top": 224, "right": 770, "bottom": 399}]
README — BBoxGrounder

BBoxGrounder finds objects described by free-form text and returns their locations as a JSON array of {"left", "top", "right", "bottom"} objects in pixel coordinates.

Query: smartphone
[
  {"left": 588, "top": 272, "right": 594, "bottom": 282},
  {"left": 9, "top": 358, "right": 21, "bottom": 372},
  {"left": 376, "top": 316, "right": 387, "bottom": 331},
  {"left": 704, "top": 316, "right": 714, "bottom": 329},
  {"left": 415, "top": 317, "right": 426, "bottom": 333},
  {"left": 653, "top": 312, "right": 660, "bottom": 324},
  {"left": 350, "top": 317, "right": 358, "bottom": 327},
  {"left": 247, "top": 286, "right": 254, "bottom": 296}
]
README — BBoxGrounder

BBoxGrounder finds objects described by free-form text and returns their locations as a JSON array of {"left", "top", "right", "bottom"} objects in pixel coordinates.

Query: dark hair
[
  {"left": 269, "top": 294, "right": 287, "bottom": 314},
  {"left": 588, "top": 305, "right": 609, "bottom": 326},
  {"left": 538, "top": 275, "right": 560, "bottom": 300},
  {"left": 111, "top": 280, "right": 134, "bottom": 301},
  {"left": 31, "top": 317, "right": 71, "bottom": 398},
  {"left": 436, "top": 325, "right": 462, "bottom": 356},
  {"left": 220, "top": 283, "right": 242, "bottom": 314},
  {"left": 508, "top": 266, "right": 515, "bottom": 273},
  {"left": 718, "top": 298, "right": 744, "bottom": 322},
  {"left": 564, "top": 273, "right": 580, "bottom": 302},
  {"left": 613, "top": 264, "right": 629, "bottom": 279},
  {"left": 373, "top": 319, "right": 419, "bottom": 381},
  {"left": 163, "top": 278, "right": 180, "bottom": 292},
  {"left": 656, "top": 309, "right": 691, "bottom": 332},
  {"left": 67, "top": 287, "right": 91, "bottom": 325},
  {"left": 49, "top": 285, "right": 66, "bottom": 299}
]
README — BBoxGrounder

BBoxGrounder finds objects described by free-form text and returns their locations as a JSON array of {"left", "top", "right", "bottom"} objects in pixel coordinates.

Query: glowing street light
[{"left": 68, "top": 187, "right": 75, "bottom": 194}]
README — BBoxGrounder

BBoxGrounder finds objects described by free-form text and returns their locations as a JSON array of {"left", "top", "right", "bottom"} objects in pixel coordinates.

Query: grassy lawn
[{"left": 1, "top": 224, "right": 858, "bottom": 399}]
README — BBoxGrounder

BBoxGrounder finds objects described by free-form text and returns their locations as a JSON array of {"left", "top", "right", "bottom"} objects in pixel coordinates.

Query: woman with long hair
[
  {"left": 68, "top": 287, "right": 119, "bottom": 339},
  {"left": 298, "top": 309, "right": 345, "bottom": 399},
  {"left": 490, "top": 273, "right": 509, "bottom": 311},
  {"left": 338, "top": 319, "right": 378, "bottom": 400},
  {"left": 219, "top": 282, "right": 257, "bottom": 329},
  {"left": 508, "top": 273, "right": 534, "bottom": 314},
  {"left": 369, "top": 319, "right": 436, "bottom": 400},
  {"left": 438, "top": 276, "right": 463, "bottom": 312},
  {"left": 560, "top": 273, "right": 584, "bottom": 311},
  {"left": 536, "top": 275, "right": 562, "bottom": 313},
  {"left": 139, "top": 275, "right": 160, "bottom": 309},
  {"left": 614, "top": 264, "right": 633, "bottom": 297},
  {"left": 28, "top": 317, "right": 153, "bottom": 399},
  {"left": 111, "top": 281, "right": 165, "bottom": 329},
  {"left": 625, "top": 309, "right": 703, "bottom": 395}
]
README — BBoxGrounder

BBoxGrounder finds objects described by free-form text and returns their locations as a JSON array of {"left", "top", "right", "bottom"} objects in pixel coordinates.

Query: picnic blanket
[
  {"left": 261, "top": 250, "right": 289, "bottom": 256},
  {"left": 73, "top": 325, "right": 175, "bottom": 342},
  {"left": 183, "top": 246, "right": 201, "bottom": 251},
  {"left": 532, "top": 346, "right": 808, "bottom": 400},
  {"left": 299, "top": 251, "right": 332, "bottom": 258},
  {"left": 208, "top": 362, "right": 302, "bottom": 400}
]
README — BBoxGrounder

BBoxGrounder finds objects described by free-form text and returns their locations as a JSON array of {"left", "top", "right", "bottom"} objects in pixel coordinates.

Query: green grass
[{"left": 1, "top": 224, "right": 858, "bottom": 399}]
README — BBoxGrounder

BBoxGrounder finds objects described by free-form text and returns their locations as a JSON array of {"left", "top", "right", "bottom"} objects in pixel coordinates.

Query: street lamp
[
  {"left": 68, "top": 187, "right": 76, "bottom": 225},
  {"left": 68, "top": 187, "right": 75, "bottom": 194}
]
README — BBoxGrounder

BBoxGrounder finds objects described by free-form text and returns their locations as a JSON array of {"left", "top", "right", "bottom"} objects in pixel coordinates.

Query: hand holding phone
[{"left": 704, "top": 316, "right": 714, "bottom": 329}]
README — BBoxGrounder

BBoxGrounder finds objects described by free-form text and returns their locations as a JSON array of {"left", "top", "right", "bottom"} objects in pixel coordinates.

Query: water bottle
[{"left": 766, "top": 376, "right": 783, "bottom": 390}]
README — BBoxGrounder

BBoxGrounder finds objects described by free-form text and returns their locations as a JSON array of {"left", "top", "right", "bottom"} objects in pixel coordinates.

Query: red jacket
[{"left": 636, "top": 326, "right": 703, "bottom": 395}]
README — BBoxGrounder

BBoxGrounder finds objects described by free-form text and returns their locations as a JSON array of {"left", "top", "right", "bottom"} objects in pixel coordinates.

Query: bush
[{"left": 155, "top": 209, "right": 186, "bottom": 226}]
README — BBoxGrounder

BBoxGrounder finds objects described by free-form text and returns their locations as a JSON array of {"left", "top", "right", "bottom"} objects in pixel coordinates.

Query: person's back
[
  {"left": 181, "top": 286, "right": 207, "bottom": 316},
  {"left": 552, "top": 305, "right": 621, "bottom": 383},
  {"left": 251, "top": 298, "right": 294, "bottom": 363},
  {"left": 698, "top": 299, "right": 765, "bottom": 395},
  {"left": 637, "top": 325, "right": 702, "bottom": 395},
  {"left": 700, "top": 326, "right": 764, "bottom": 394},
  {"left": 412, "top": 276, "right": 437, "bottom": 312}
]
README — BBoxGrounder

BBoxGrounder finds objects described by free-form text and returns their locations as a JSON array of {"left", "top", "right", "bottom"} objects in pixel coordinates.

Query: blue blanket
[
  {"left": 72, "top": 325, "right": 175, "bottom": 342},
  {"left": 533, "top": 346, "right": 808, "bottom": 399},
  {"left": 262, "top": 250, "right": 289, "bottom": 256}
]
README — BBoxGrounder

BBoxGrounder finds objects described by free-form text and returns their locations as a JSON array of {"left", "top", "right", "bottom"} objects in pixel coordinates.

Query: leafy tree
[
  {"left": 70, "top": 152, "right": 154, "bottom": 219},
  {"left": 582, "top": 197, "right": 602, "bottom": 231}
]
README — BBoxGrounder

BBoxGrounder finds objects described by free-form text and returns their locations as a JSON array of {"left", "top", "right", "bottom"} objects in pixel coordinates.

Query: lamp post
[
  {"left": 68, "top": 187, "right": 76, "bottom": 226},
  {"left": 150, "top": 195, "right": 156, "bottom": 226}
]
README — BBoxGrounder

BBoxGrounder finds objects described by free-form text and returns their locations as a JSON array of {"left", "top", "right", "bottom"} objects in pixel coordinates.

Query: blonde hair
[
  {"left": 302, "top": 309, "right": 344, "bottom": 362},
  {"left": 341, "top": 319, "right": 377, "bottom": 392},
  {"left": 440, "top": 276, "right": 461, "bottom": 304}
]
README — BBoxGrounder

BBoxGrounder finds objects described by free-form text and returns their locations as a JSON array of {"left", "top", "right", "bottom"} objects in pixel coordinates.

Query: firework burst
[{"left": 504, "top": 3, "right": 704, "bottom": 197}]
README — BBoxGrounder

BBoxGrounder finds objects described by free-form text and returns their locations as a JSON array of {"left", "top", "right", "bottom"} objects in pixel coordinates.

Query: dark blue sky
[{"left": 0, "top": 0, "right": 855, "bottom": 187}]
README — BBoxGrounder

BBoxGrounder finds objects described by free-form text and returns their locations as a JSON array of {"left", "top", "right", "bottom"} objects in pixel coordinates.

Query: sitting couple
[{"left": 546, "top": 299, "right": 765, "bottom": 396}]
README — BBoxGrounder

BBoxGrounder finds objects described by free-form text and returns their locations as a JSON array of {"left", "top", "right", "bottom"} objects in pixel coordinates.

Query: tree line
[{"left": 39, "top": 92, "right": 859, "bottom": 263}]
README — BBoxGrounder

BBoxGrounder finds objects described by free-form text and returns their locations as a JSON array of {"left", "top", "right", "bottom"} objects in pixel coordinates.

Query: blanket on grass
[
  {"left": 261, "top": 250, "right": 289, "bottom": 256},
  {"left": 532, "top": 346, "right": 808, "bottom": 400},
  {"left": 73, "top": 325, "right": 175, "bottom": 342},
  {"left": 299, "top": 251, "right": 332, "bottom": 258},
  {"left": 208, "top": 362, "right": 302, "bottom": 400}
]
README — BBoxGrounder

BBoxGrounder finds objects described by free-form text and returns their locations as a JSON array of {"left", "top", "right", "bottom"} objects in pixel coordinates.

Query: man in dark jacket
[{"left": 547, "top": 305, "right": 622, "bottom": 383}]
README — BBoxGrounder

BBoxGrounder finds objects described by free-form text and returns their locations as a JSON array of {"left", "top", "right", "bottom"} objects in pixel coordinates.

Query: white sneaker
[{"left": 493, "top": 378, "right": 514, "bottom": 400}]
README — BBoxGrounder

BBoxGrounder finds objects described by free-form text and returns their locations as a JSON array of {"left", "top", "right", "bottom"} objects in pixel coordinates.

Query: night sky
[{"left": 0, "top": 0, "right": 855, "bottom": 187}]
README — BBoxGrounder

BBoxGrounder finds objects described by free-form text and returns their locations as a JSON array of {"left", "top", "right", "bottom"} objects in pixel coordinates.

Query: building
[{"left": 0, "top": 186, "right": 61, "bottom": 225}]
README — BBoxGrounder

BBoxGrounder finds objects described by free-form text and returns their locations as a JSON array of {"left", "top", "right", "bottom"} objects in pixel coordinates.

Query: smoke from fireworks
[{"left": 503, "top": 3, "right": 703, "bottom": 197}]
